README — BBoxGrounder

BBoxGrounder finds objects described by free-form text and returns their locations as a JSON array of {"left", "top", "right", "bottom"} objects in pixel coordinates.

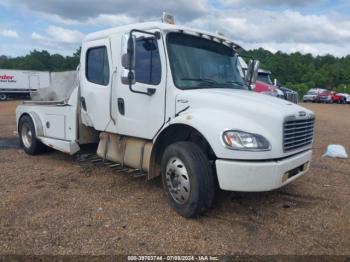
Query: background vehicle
[
  {"left": 337, "top": 93, "right": 350, "bottom": 104},
  {"left": 256, "top": 69, "right": 299, "bottom": 103},
  {"left": 317, "top": 90, "right": 334, "bottom": 103},
  {"left": 255, "top": 69, "right": 278, "bottom": 94},
  {"left": 278, "top": 86, "right": 299, "bottom": 104},
  {"left": 0, "top": 69, "right": 50, "bottom": 101},
  {"left": 330, "top": 93, "right": 348, "bottom": 104},
  {"left": 316, "top": 90, "right": 348, "bottom": 104},
  {"left": 238, "top": 58, "right": 298, "bottom": 103},
  {"left": 303, "top": 88, "right": 325, "bottom": 102},
  {"left": 16, "top": 19, "right": 315, "bottom": 218}
]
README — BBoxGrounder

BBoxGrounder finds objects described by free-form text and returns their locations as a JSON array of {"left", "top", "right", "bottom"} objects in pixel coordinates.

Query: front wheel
[{"left": 161, "top": 141, "right": 215, "bottom": 218}]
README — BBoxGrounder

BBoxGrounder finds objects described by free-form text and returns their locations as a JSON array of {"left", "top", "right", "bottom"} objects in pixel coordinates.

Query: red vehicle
[
  {"left": 254, "top": 69, "right": 279, "bottom": 95},
  {"left": 317, "top": 90, "right": 347, "bottom": 103},
  {"left": 238, "top": 58, "right": 298, "bottom": 103}
]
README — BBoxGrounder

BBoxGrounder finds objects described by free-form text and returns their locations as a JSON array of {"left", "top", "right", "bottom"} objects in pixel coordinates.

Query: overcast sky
[{"left": 0, "top": 0, "right": 349, "bottom": 57}]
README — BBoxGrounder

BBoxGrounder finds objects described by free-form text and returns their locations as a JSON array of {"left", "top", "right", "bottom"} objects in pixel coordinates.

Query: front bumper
[
  {"left": 319, "top": 97, "right": 331, "bottom": 102},
  {"left": 303, "top": 97, "right": 315, "bottom": 101},
  {"left": 215, "top": 150, "right": 312, "bottom": 192}
]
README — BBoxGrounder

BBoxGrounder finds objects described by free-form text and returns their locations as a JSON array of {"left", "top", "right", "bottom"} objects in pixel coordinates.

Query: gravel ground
[{"left": 0, "top": 101, "right": 349, "bottom": 255}]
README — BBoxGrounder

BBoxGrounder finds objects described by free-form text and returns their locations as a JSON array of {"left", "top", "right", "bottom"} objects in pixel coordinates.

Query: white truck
[
  {"left": 16, "top": 19, "right": 315, "bottom": 217},
  {"left": 0, "top": 69, "right": 50, "bottom": 101}
]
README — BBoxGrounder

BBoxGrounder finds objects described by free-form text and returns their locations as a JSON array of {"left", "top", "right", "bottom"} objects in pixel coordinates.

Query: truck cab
[{"left": 16, "top": 20, "right": 315, "bottom": 217}]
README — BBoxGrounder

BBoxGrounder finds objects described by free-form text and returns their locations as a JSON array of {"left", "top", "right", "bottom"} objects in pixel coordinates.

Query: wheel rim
[
  {"left": 165, "top": 157, "right": 190, "bottom": 204},
  {"left": 0, "top": 94, "right": 6, "bottom": 101},
  {"left": 21, "top": 123, "right": 33, "bottom": 148}
]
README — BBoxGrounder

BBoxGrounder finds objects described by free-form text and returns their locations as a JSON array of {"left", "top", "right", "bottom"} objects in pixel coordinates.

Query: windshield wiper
[
  {"left": 225, "top": 81, "right": 245, "bottom": 86},
  {"left": 181, "top": 78, "right": 224, "bottom": 89},
  {"left": 181, "top": 78, "right": 246, "bottom": 89},
  {"left": 224, "top": 81, "right": 249, "bottom": 89},
  {"left": 181, "top": 78, "right": 219, "bottom": 84}
]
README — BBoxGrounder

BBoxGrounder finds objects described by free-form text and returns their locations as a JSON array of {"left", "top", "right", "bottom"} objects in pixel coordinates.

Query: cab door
[
  {"left": 111, "top": 32, "right": 166, "bottom": 139},
  {"left": 80, "top": 38, "right": 112, "bottom": 131}
]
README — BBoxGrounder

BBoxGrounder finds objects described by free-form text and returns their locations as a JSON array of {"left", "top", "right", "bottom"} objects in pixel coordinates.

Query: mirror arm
[
  {"left": 248, "top": 67, "right": 254, "bottom": 89},
  {"left": 127, "top": 29, "right": 160, "bottom": 96}
]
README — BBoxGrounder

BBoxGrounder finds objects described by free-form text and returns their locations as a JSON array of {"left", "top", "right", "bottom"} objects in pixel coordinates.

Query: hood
[
  {"left": 176, "top": 88, "right": 312, "bottom": 121},
  {"left": 174, "top": 88, "right": 315, "bottom": 160}
]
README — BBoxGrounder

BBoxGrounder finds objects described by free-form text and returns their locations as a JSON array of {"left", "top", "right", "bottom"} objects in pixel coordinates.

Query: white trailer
[
  {"left": 16, "top": 17, "right": 315, "bottom": 217},
  {"left": 0, "top": 69, "right": 50, "bottom": 101}
]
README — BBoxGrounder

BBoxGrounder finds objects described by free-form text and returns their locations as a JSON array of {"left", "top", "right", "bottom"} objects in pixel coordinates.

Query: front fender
[{"left": 165, "top": 108, "right": 282, "bottom": 160}]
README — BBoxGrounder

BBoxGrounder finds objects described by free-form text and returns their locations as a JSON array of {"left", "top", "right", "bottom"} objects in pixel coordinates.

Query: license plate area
[{"left": 282, "top": 162, "right": 309, "bottom": 182}]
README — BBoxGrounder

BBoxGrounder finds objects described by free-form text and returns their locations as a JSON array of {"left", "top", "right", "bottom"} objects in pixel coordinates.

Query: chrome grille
[{"left": 283, "top": 117, "right": 315, "bottom": 152}]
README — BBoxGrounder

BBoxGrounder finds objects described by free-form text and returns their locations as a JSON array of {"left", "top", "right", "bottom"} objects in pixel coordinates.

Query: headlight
[{"left": 222, "top": 130, "right": 271, "bottom": 151}]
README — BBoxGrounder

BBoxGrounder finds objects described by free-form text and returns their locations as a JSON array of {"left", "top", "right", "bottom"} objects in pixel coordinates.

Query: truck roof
[{"left": 84, "top": 22, "right": 243, "bottom": 50}]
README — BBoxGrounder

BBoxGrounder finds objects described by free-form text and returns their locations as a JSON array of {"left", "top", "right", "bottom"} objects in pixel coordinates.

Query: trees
[
  {"left": 242, "top": 49, "right": 350, "bottom": 97},
  {"left": 0, "top": 48, "right": 81, "bottom": 72},
  {"left": 0, "top": 47, "right": 349, "bottom": 96}
]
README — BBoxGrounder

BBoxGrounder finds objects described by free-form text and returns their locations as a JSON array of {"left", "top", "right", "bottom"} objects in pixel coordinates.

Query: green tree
[{"left": 0, "top": 47, "right": 81, "bottom": 71}]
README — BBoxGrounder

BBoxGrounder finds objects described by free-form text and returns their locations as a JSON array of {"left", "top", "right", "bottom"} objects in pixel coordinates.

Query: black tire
[
  {"left": 19, "top": 115, "right": 46, "bottom": 155},
  {"left": 0, "top": 94, "right": 7, "bottom": 101},
  {"left": 161, "top": 141, "right": 215, "bottom": 218}
]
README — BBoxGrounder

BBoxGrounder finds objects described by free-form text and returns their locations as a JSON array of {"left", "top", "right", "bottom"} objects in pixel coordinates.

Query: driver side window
[{"left": 135, "top": 37, "right": 161, "bottom": 85}]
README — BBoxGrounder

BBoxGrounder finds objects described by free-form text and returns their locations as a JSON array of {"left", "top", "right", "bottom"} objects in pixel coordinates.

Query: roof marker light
[{"left": 162, "top": 12, "right": 175, "bottom": 25}]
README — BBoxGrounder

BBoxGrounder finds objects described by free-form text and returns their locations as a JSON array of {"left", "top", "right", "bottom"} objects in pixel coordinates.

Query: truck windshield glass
[
  {"left": 257, "top": 73, "right": 273, "bottom": 85},
  {"left": 167, "top": 33, "right": 246, "bottom": 90}
]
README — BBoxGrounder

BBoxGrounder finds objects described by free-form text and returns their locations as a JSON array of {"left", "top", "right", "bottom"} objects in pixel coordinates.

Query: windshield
[
  {"left": 307, "top": 91, "right": 317, "bottom": 95},
  {"left": 257, "top": 73, "right": 273, "bottom": 85},
  {"left": 167, "top": 33, "right": 247, "bottom": 90}
]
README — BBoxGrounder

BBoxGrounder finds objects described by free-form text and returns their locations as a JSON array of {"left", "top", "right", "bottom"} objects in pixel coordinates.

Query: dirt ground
[{"left": 0, "top": 100, "right": 349, "bottom": 255}]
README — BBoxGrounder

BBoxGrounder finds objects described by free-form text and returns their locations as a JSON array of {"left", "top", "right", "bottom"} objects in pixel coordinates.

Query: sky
[{"left": 0, "top": 0, "right": 350, "bottom": 57}]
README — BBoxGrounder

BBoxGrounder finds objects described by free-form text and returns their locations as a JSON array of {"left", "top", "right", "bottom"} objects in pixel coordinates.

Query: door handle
[{"left": 117, "top": 98, "right": 125, "bottom": 115}]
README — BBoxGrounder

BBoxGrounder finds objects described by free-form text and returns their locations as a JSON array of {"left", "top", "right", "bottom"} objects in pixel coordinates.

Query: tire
[
  {"left": 19, "top": 115, "right": 46, "bottom": 155},
  {"left": 161, "top": 141, "right": 215, "bottom": 218},
  {"left": 0, "top": 94, "right": 7, "bottom": 101}
]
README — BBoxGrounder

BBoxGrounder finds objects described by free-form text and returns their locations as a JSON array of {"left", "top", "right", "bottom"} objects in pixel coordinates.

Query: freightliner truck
[{"left": 16, "top": 19, "right": 315, "bottom": 217}]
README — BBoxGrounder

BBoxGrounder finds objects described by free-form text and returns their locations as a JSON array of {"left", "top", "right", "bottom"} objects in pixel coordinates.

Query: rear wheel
[
  {"left": 0, "top": 94, "right": 7, "bottom": 101},
  {"left": 161, "top": 141, "right": 215, "bottom": 218},
  {"left": 19, "top": 115, "right": 46, "bottom": 155}
]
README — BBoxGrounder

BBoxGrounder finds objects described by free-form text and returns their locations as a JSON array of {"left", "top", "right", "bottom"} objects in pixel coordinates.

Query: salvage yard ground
[{"left": 0, "top": 101, "right": 349, "bottom": 255}]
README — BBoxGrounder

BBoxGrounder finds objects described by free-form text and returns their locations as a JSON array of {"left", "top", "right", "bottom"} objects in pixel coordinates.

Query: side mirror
[
  {"left": 121, "top": 34, "right": 136, "bottom": 70},
  {"left": 121, "top": 68, "right": 136, "bottom": 85},
  {"left": 244, "top": 59, "right": 260, "bottom": 85},
  {"left": 121, "top": 33, "right": 136, "bottom": 85}
]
